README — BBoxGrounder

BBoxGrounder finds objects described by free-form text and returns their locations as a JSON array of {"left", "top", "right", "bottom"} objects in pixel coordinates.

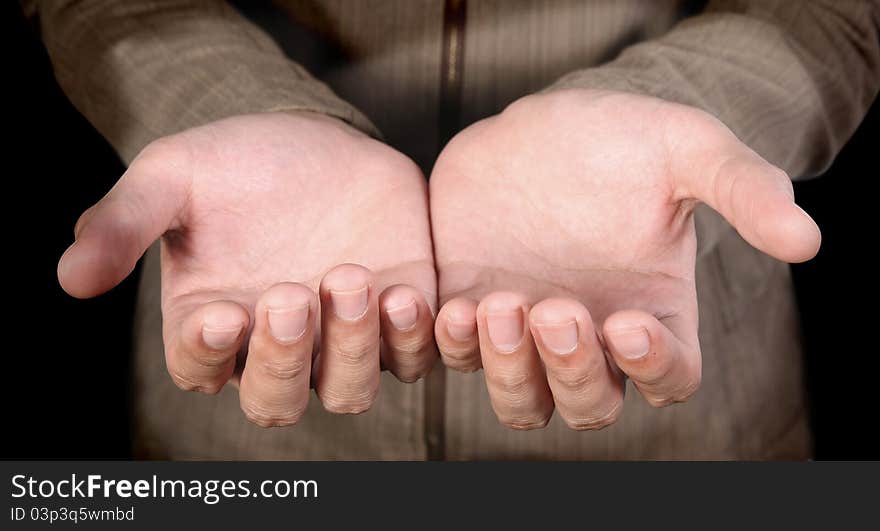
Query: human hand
[
  {"left": 429, "top": 90, "right": 820, "bottom": 430},
  {"left": 58, "top": 111, "right": 437, "bottom": 427}
]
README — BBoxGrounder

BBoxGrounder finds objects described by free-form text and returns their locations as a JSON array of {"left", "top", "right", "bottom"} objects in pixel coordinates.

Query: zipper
[
  {"left": 439, "top": 0, "right": 466, "bottom": 144},
  {"left": 425, "top": 0, "right": 467, "bottom": 462}
]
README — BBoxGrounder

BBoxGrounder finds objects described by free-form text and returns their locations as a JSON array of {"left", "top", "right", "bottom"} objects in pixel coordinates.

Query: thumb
[
  {"left": 58, "top": 143, "right": 190, "bottom": 298},
  {"left": 674, "top": 128, "right": 821, "bottom": 264}
]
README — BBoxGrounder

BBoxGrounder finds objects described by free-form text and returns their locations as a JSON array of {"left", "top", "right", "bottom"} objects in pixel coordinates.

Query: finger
[
  {"left": 315, "top": 263, "right": 380, "bottom": 414},
  {"left": 58, "top": 140, "right": 190, "bottom": 298},
  {"left": 602, "top": 309, "right": 702, "bottom": 407},
  {"left": 435, "top": 297, "right": 480, "bottom": 372},
  {"left": 239, "top": 283, "right": 317, "bottom": 427},
  {"left": 165, "top": 299, "right": 249, "bottom": 395},
  {"left": 673, "top": 124, "right": 821, "bottom": 263},
  {"left": 529, "top": 298, "right": 625, "bottom": 430},
  {"left": 379, "top": 284, "right": 437, "bottom": 383},
  {"left": 477, "top": 292, "right": 554, "bottom": 430}
]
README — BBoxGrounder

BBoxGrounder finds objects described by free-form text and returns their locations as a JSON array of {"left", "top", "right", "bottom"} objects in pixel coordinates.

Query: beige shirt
[{"left": 26, "top": 0, "right": 880, "bottom": 459}]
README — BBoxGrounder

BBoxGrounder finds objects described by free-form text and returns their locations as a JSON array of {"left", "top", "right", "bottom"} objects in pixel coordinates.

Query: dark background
[{"left": 5, "top": 3, "right": 878, "bottom": 460}]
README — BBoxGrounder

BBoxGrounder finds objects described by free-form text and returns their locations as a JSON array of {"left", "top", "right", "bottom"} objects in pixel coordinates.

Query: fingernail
[
  {"left": 535, "top": 320, "right": 578, "bottom": 355},
  {"left": 202, "top": 324, "right": 242, "bottom": 350},
  {"left": 386, "top": 298, "right": 418, "bottom": 331},
  {"left": 268, "top": 304, "right": 309, "bottom": 343},
  {"left": 447, "top": 318, "right": 476, "bottom": 342},
  {"left": 330, "top": 286, "right": 369, "bottom": 321},
  {"left": 486, "top": 308, "right": 523, "bottom": 353},
  {"left": 795, "top": 204, "right": 822, "bottom": 232},
  {"left": 608, "top": 327, "right": 650, "bottom": 360},
  {"left": 57, "top": 243, "right": 78, "bottom": 279}
]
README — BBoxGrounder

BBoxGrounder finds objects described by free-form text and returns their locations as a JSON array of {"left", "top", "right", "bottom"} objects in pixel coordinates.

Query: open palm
[
  {"left": 59, "top": 111, "right": 437, "bottom": 427},
  {"left": 430, "top": 90, "right": 820, "bottom": 430}
]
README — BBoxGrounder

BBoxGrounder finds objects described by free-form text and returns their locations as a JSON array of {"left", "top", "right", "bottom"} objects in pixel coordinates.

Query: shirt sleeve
[
  {"left": 545, "top": 0, "right": 880, "bottom": 179},
  {"left": 24, "top": 0, "right": 381, "bottom": 164}
]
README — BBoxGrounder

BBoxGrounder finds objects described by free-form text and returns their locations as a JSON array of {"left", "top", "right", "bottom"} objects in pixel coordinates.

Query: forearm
[
  {"left": 26, "top": 0, "right": 379, "bottom": 163},
  {"left": 547, "top": 0, "right": 880, "bottom": 178}
]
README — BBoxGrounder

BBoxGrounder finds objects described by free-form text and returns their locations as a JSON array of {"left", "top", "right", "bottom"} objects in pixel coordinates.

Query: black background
[{"left": 4, "top": 2, "right": 878, "bottom": 460}]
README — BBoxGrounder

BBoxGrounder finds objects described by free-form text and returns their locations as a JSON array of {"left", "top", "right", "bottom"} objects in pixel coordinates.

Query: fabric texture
[
  {"left": 26, "top": 0, "right": 880, "bottom": 459},
  {"left": 546, "top": 0, "right": 880, "bottom": 178},
  {"left": 26, "top": 0, "right": 380, "bottom": 164}
]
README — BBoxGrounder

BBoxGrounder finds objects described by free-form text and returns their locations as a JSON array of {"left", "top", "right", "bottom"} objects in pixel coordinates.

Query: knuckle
[
  {"left": 439, "top": 343, "right": 478, "bottom": 363},
  {"left": 168, "top": 370, "right": 223, "bottom": 395},
  {"left": 489, "top": 369, "right": 532, "bottom": 396},
  {"left": 499, "top": 412, "right": 552, "bottom": 431},
  {"left": 641, "top": 362, "right": 702, "bottom": 406},
  {"left": 393, "top": 373, "right": 419, "bottom": 384},
  {"left": 168, "top": 371, "right": 199, "bottom": 392},
  {"left": 646, "top": 396, "right": 676, "bottom": 408},
  {"left": 200, "top": 384, "right": 224, "bottom": 395},
  {"left": 392, "top": 365, "right": 430, "bottom": 383},
  {"left": 674, "top": 373, "right": 702, "bottom": 402},
  {"left": 389, "top": 343, "right": 436, "bottom": 377},
  {"left": 641, "top": 390, "right": 677, "bottom": 408},
  {"left": 190, "top": 347, "right": 236, "bottom": 371},
  {"left": 563, "top": 400, "right": 623, "bottom": 431},
  {"left": 440, "top": 354, "right": 481, "bottom": 373},
  {"left": 389, "top": 334, "right": 430, "bottom": 357},
  {"left": 634, "top": 354, "right": 676, "bottom": 386},
  {"left": 166, "top": 345, "right": 233, "bottom": 392},
  {"left": 240, "top": 401, "right": 305, "bottom": 428},
  {"left": 260, "top": 357, "right": 309, "bottom": 381},
  {"left": 330, "top": 336, "right": 378, "bottom": 365},
  {"left": 319, "top": 389, "right": 377, "bottom": 415},
  {"left": 551, "top": 366, "right": 598, "bottom": 393}
]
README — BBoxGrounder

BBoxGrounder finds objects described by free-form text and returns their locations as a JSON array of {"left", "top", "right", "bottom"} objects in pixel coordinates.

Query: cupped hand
[
  {"left": 59, "top": 111, "right": 437, "bottom": 427},
  {"left": 429, "top": 90, "right": 820, "bottom": 430}
]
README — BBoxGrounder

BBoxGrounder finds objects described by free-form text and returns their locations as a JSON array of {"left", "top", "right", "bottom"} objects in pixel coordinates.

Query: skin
[
  {"left": 57, "top": 110, "right": 438, "bottom": 427},
  {"left": 59, "top": 90, "right": 821, "bottom": 433},
  {"left": 430, "top": 89, "right": 821, "bottom": 431}
]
